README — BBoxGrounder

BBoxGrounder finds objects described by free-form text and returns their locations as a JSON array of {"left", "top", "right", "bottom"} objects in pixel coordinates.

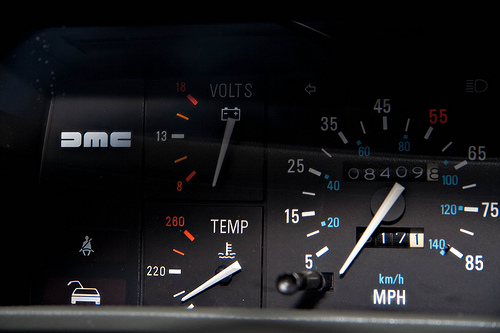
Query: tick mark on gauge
[
  {"left": 460, "top": 229, "right": 475, "bottom": 236},
  {"left": 307, "top": 230, "right": 320, "bottom": 238},
  {"left": 454, "top": 160, "right": 468, "bottom": 170},
  {"left": 169, "top": 268, "right": 182, "bottom": 275},
  {"left": 442, "top": 141, "right": 453, "bottom": 152},
  {"left": 424, "top": 126, "right": 434, "bottom": 140},
  {"left": 302, "top": 211, "right": 316, "bottom": 217},
  {"left": 187, "top": 94, "right": 198, "bottom": 105},
  {"left": 174, "top": 156, "right": 188, "bottom": 164},
  {"left": 171, "top": 134, "right": 185, "bottom": 139},
  {"left": 360, "top": 121, "right": 367, "bottom": 134},
  {"left": 173, "top": 249, "right": 185, "bottom": 256},
  {"left": 316, "top": 246, "right": 329, "bottom": 258},
  {"left": 176, "top": 113, "right": 189, "bottom": 120},
  {"left": 173, "top": 290, "right": 186, "bottom": 298},
  {"left": 338, "top": 131, "right": 348, "bottom": 144},
  {"left": 321, "top": 148, "right": 332, "bottom": 158},
  {"left": 463, "top": 206, "right": 479, "bottom": 213},
  {"left": 185, "top": 170, "right": 196, "bottom": 182},
  {"left": 183, "top": 230, "right": 195, "bottom": 241},
  {"left": 462, "top": 183, "right": 477, "bottom": 190},
  {"left": 382, "top": 116, "right": 388, "bottom": 130},
  {"left": 308, "top": 168, "right": 321, "bottom": 177},
  {"left": 302, "top": 191, "right": 316, "bottom": 196},
  {"left": 449, "top": 246, "right": 464, "bottom": 259}
]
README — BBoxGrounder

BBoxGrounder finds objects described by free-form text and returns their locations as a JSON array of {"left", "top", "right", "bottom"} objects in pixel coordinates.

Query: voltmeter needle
[
  {"left": 212, "top": 118, "right": 236, "bottom": 187},
  {"left": 339, "top": 182, "right": 405, "bottom": 276}
]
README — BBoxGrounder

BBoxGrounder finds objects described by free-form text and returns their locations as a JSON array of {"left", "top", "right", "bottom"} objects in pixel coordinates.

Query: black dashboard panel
[{"left": 1, "top": 17, "right": 499, "bottom": 332}]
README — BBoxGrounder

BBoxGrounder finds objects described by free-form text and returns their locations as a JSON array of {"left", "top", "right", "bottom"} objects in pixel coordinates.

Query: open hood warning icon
[{"left": 67, "top": 280, "right": 101, "bottom": 305}]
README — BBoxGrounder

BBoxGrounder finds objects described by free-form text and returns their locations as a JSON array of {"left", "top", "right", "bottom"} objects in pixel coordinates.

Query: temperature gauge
[{"left": 143, "top": 205, "right": 262, "bottom": 308}]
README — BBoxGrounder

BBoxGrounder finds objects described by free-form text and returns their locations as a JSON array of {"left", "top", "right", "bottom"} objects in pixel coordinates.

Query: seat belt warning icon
[{"left": 79, "top": 236, "right": 94, "bottom": 256}]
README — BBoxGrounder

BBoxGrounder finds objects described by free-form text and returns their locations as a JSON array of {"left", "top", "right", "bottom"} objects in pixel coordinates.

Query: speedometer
[{"left": 265, "top": 70, "right": 499, "bottom": 314}]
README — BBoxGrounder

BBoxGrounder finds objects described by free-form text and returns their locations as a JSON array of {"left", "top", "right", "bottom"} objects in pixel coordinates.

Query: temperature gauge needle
[
  {"left": 212, "top": 118, "right": 236, "bottom": 187},
  {"left": 339, "top": 182, "right": 405, "bottom": 276},
  {"left": 181, "top": 260, "right": 241, "bottom": 302}
]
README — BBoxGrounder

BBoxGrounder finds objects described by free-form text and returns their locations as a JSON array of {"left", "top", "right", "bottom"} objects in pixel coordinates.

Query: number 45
[{"left": 373, "top": 99, "right": 391, "bottom": 113}]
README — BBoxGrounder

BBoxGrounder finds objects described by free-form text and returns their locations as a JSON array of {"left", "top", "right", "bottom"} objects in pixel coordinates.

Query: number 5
[{"left": 305, "top": 254, "right": 313, "bottom": 269}]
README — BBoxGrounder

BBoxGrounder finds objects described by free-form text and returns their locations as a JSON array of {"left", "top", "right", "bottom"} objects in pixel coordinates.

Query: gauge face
[
  {"left": 265, "top": 71, "right": 500, "bottom": 315},
  {"left": 23, "top": 23, "right": 499, "bottom": 317},
  {"left": 143, "top": 205, "right": 262, "bottom": 307},
  {"left": 145, "top": 77, "right": 264, "bottom": 201}
]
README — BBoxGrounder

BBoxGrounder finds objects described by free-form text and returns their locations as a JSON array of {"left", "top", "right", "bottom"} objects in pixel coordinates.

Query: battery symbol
[{"left": 221, "top": 107, "right": 241, "bottom": 121}]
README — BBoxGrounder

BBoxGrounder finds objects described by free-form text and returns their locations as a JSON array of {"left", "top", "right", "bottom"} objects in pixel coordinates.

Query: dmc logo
[{"left": 61, "top": 132, "right": 132, "bottom": 148}]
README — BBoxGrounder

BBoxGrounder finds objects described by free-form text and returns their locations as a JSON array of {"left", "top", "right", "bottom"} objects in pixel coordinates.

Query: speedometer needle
[
  {"left": 339, "top": 182, "right": 405, "bottom": 276},
  {"left": 212, "top": 118, "right": 236, "bottom": 187},
  {"left": 181, "top": 260, "right": 241, "bottom": 302}
]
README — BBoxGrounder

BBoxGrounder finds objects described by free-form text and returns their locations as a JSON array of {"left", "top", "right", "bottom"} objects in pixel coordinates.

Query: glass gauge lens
[
  {"left": 145, "top": 77, "right": 264, "bottom": 201},
  {"left": 265, "top": 69, "right": 499, "bottom": 315},
  {"left": 143, "top": 205, "right": 262, "bottom": 307}
]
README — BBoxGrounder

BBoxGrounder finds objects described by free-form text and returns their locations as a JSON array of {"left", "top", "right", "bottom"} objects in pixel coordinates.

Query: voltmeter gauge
[
  {"left": 264, "top": 73, "right": 500, "bottom": 315},
  {"left": 145, "top": 77, "right": 264, "bottom": 201}
]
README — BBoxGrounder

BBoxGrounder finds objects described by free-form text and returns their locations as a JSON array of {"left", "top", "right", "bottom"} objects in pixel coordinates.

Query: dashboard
[{"left": 1, "top": 16, "right": 499, "bottom": 332}]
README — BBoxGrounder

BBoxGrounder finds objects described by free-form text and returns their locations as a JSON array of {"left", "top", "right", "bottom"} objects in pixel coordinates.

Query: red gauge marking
[
  {"left": 187, "top": 94, "right": 198, "bottom": 105},
  {"left": 176, "top": 113, "right": 189, "bottom": 120},
  {"left": 185, "top": 170, "right": 196, "bottom": 182},
  {"left": 174, "top": 156, "right": 187, "bottom": 164},
  {"left": 173, "top": 249, "right": 185, "bottom": 256},
  {"left": 183, "top": 230, "right": 195, "bottom": 241}
]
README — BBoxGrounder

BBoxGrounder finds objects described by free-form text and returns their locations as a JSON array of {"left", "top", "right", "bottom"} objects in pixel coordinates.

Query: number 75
[{"left": 482, "top": 202, "right": 499, "bottom": 218}]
